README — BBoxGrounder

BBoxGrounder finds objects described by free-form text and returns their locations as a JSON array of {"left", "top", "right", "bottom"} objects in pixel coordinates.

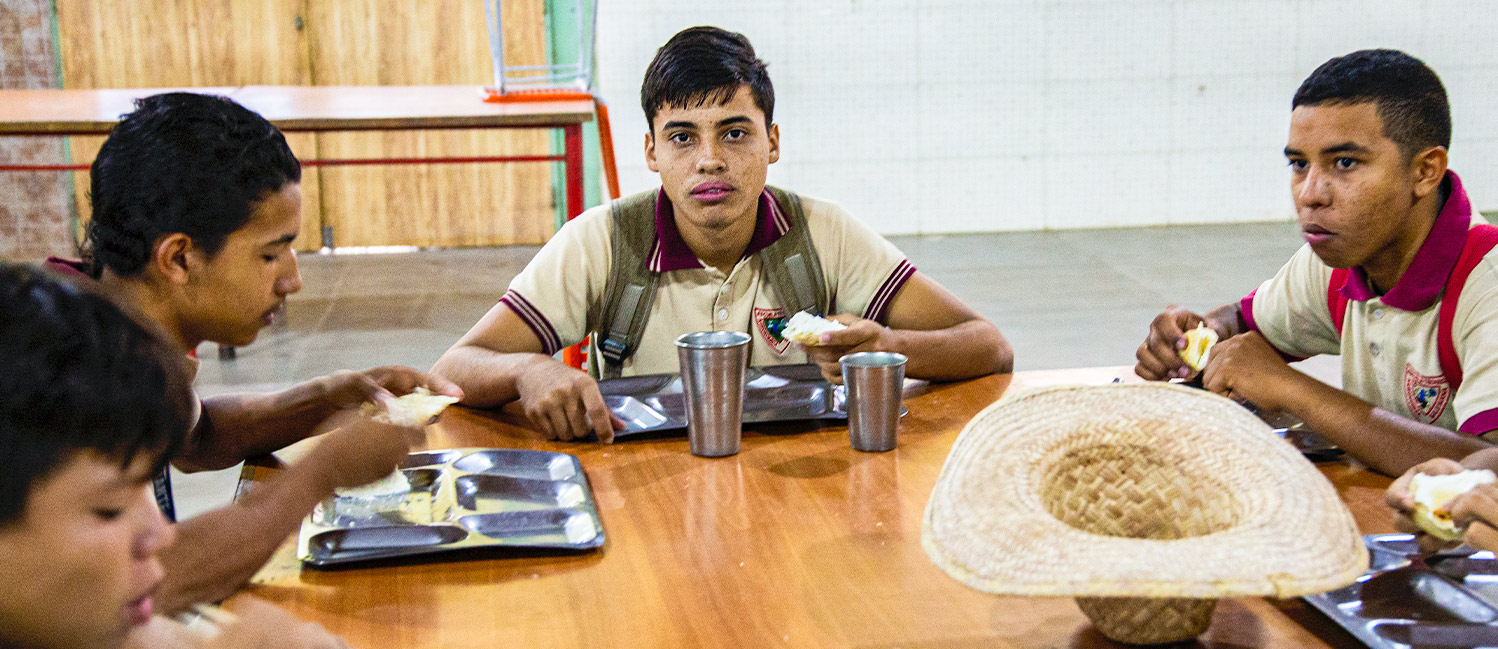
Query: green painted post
[{"left": 544, "top": 0, "right": 602, "bottom": 230}]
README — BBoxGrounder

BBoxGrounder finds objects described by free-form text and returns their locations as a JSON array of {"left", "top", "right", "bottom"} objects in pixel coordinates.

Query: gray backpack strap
[
  {"left": 596, "top": 189, "right": 662, "bottom": 379},
  {"left": 760, "top": 186, "right": 829, "bottom": 316}
]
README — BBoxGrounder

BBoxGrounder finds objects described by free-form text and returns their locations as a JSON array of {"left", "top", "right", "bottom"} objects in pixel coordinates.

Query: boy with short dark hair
[
  {"left": 1136, "top": 50, "right": 1496, "bottom": 476},
  {"left": 56, "top": 92, "right": 457, "bottom": 614},
  {"left": 0, "top": 265, "right": 350, "bottom": 649},
  {"left": 436, "top": 26, "right": 1011, "bottom": 443}
]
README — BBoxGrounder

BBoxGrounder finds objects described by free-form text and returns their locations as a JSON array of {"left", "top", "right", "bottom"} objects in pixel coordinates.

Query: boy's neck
[
  {"left": 1362, "top": 185, "right": 1448, "bottom": 295},
  {"left": 675, "top": 207, "right": 758, "bottom": 275},
  {"left": 97, "top": 272, "right": 199, "bottom": 354}
]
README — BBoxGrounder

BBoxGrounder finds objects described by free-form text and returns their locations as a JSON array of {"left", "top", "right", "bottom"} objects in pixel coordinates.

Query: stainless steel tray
[
  {"left": 296, "top": 448, "right": 604, "bottom": 566},
  {"left": 601, "top": 363, "right": 901, "bottom": 437},
  {"left": 1240, "top": 400, "right": 1344, "bottom": 461},
  {"left": 1304, "top": 534, "right": 1498, "bottom": 648}
]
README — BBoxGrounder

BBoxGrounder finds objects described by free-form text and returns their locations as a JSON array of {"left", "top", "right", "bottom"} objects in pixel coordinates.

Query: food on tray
[
  {"left": 1178, "top": 323, "right": 1219, "bottom": 371},
  {"left": 1410, "top": 469, "right": 1497, "bottom": 541},
  {"left": 336, "top": 469, "right": 413, "bottom": 501},
  {"left": 782, "top": 311, "right": 846, "bottom": 345},
  {"left": 361, "top": 386, "right": 459, "bottom": 426}
]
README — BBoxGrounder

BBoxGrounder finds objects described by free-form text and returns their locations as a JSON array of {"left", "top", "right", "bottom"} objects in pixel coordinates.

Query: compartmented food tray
[
  {"left": 297, "top": 448, "right": 604, "bottom": 566},
  {"left": 1304, "top": 534, "right": 1498, "bottom": 648},
  {"left": 602, "top": 363, "right": 857, "bottom": 436}
]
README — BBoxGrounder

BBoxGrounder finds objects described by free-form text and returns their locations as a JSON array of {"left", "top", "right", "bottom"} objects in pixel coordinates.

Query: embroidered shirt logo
[
  {"left": 1404, "top": 363, "right": 1452, "bottom": 424},
  {"left": 754, "top": 307, "right": 791, "bottom": 354}
]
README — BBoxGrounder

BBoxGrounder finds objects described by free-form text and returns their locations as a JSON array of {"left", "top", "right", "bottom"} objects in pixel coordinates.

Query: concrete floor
[{"left": 179, "top": 221, "right": 1343, "bottom": 518}]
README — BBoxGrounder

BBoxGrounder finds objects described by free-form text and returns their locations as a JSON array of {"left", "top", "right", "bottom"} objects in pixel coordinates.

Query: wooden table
[
  {"left": 0, "top": 85, "right": 596, "bottom": 219},
  {"left": 235, "top": 366, "right": 1394, "bottom": 648}
]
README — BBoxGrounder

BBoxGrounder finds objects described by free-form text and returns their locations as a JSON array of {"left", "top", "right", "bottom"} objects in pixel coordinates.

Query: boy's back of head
[
  {"left": 84, "top": 92, "right": 301, "bottom": 278},
  {"left": 641, "top": 26, "right": 775, "bottom": 130},
  {"left": 1293, "top": 49, "right": 1451, "bottom": 159}
]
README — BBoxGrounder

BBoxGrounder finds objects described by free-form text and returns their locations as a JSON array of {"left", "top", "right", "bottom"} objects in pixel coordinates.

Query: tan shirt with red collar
[{"left": 500, "top": 189, "right": 914, "bottom": 377}]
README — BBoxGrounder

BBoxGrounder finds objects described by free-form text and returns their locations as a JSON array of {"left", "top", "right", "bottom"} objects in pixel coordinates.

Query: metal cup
[
  {"left": 840, "top": 351, "right": 907, "bottom": 452},
  {"left": 675, "top": 331, "right": 752, "bottom": 457}
]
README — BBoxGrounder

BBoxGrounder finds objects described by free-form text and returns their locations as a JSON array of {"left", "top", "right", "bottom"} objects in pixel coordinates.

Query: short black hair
[
  {"left": 1292, "top": 49, "right": 1451, "bottom": 158},
  {"left": 640, "top": 26, "right": 774, "bottom": 131},
  {"left": 83, "top": 92, "right": 301, "bottom": 277},
  {"left": 0, "top": 264, "right": 192, "bottom": 526}
]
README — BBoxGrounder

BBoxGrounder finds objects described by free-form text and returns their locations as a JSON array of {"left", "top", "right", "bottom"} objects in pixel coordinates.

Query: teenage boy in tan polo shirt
[
  {"left": 436, "top": 27, "right": 1011, "bottom": 443},
  {"left": 1136, "top": 50, "right": 1497, "bottom": 476}
]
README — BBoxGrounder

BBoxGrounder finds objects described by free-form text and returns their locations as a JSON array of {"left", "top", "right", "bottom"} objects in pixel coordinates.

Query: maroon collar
[
  {"left": 1339, "top": 171, "right": 1474, "bottom": 311},
  {"left": 648, "top": 188, "right": 791, "bottom": 272}
]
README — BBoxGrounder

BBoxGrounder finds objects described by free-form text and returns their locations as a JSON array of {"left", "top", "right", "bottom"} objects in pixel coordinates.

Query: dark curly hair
[
  {"left": 83, "top": 92, "right": 301, "bottom": 278},
  {"left": 641, "top": 26, "right": 774, "bottom": 131},
  {"left": 0, "top": 264, "right": 192, "bottom": 525},
  {"left": 1293, "top": 49, "right": 1451, "bottom": 159}
]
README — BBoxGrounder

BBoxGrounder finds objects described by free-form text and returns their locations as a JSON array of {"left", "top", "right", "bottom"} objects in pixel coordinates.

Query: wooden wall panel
[
  {"left": 55, "top": 0, "right": 325, "bottom": 251},
  {"left": 305, "top": 0, "right": 553, "bottom": 247}
]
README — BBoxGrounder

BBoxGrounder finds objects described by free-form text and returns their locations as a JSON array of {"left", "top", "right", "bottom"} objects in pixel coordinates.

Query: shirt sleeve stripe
[
  {"left": 1460, "top": 408, "right": 1498, "bottom": 435},
  {"left": 862, "top": 260, "right": 917, "bottom": 324},
  {"left": 499, "top": 289, "right": 562, "bottom": 355}
]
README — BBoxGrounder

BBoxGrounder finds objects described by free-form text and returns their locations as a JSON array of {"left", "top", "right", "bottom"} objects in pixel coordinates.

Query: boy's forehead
[
  {"left": 1289, "top": 102, "right": 1391, "bottom": 146},
  {"left": 653, "top": 86, "right": 767, "bottom": 129}
]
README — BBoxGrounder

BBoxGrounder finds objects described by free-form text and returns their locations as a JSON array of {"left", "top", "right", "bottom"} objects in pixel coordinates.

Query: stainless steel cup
[
  {"left": 675, "top": 331, "right": 752, "bottom": 457},
  {"left": 840, "top": 351, "right": 907, "bottom": 452}
]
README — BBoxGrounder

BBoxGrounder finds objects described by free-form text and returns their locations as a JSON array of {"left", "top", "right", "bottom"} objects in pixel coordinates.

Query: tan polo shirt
[
  {"left": 1245, "top": 171, "right": 1498, "bottom": 436},
  {"left": 500, "top": 188, "right": 915, "bottom": 377}
]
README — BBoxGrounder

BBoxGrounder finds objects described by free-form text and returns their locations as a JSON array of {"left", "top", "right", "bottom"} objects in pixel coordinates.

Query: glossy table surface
[{"left": 235, "top": 366, "right": 1393, "bottom": 648}]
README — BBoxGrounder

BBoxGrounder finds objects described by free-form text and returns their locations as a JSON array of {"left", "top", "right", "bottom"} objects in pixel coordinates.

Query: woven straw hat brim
[{"left": 922, "top": 383, "right": 1368, "bottom": 599}]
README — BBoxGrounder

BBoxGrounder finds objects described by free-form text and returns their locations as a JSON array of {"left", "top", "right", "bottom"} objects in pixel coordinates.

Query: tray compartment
[
  {"left": 314, "top": 468, "right": 445, "bottom": 527},
  {"left": 455, "top": 474, "right": 587, "bottom": 511},
  {"left": 452, "top": 449, "right": 578, "bottom": 481},
  {"left": 308, "top": 525, "right": 468, "bottom": 563},
  {"left": 457, "top": 509, "right": 600, "bottom": 546}
]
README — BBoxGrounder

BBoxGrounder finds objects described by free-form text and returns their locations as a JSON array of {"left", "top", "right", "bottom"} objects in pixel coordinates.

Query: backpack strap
[
  {"left": 1327, "top": 268, "right": 1350, "bottom": 336},
  {"left": 759, "top": 186, "right": 829, "bottom": 316},
  {"left": 596, "top": 189, "right": 663, "bottom": 379},
  {"left": 1437, "top": 224, "right": 1498, "bottom": 392}
]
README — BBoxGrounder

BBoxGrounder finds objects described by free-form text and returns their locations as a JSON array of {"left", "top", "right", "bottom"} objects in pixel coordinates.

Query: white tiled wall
[{"left": 595, "top": 0, "right": 1498, "bottom": 234}]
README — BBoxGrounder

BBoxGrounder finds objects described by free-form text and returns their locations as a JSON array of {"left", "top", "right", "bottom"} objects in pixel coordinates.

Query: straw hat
[{"left": 922, "top": 383, "right": 1367, "bottom": 645}]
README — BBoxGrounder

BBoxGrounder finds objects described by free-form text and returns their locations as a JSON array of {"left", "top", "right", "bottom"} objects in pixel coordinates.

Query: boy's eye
[
  {"left": 93, "top": 508, "right": 124, "bottom": 521},
  {"left": 724, "top": 129, "right": 747, "bottom": 140},
  {"left": 262, "top": 255, "right": 278, "bottom": 262},
  {"left": 1287, "top": 159, "right": 1308, "bottom": 171},
  {"left": 1334, "top": 157, "right": 1358, "bottom": 170},
  {"left": 669, "top": 132, "right": 692, "bottom": 144}
]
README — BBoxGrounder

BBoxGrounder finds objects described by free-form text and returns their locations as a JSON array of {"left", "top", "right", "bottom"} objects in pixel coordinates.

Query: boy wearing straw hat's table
[
  {"left": 1136, "top": 49, "right": 1498, "bottom": 477},
  {"left": 436, "top": 27, "right": 1011, "bottom": 444}
]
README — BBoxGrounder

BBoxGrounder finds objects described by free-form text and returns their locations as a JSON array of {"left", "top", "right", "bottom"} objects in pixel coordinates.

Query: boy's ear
[
  {"left": 767, "top": 123, "right": 780, "bottom": 165},
  {"left": 645, "top": 131, "right": 659, "bottom": 172},
  {"left": 1410, "top": 145, "right": 1449, "bottom": 200},
  {"left": 148, "top": 233, "right": 195, "bottom": 286}
]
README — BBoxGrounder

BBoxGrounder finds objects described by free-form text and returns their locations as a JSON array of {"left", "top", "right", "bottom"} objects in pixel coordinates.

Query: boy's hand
[
  {"left": 1135, "top": 306, "right": 1206, "bottom": 381},
  {"left": 1388, "top": 458, "right": 1466, "bottom": 551},
  {"left": 306, "top": 410, "right": 417, "bottom": 490},
  {"left": 514, "top": 357, "right": 624, "bottom": 444},
  {"left": 1199, "top": 332, "right": 1297, "bottom": 411},
  {"left": 214, "top": 597, "right": 351, "bottom": 648},
  {"left": 1447, "top": 483, "right": 1498, "bottom": 553},
  {"left": 318, "top": 366, "right": 464, "bottom": 411},
  {"left": 800, "top": 314, "right": 889, "bottom": 384}
]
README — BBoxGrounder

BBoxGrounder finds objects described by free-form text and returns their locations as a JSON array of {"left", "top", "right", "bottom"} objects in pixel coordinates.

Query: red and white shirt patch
[
  {"left": 753, "top": 307, "right": 792, "bottom": 354},
  {"left": 1404, "top": 363, "right": 1452, "bottom": 424}
]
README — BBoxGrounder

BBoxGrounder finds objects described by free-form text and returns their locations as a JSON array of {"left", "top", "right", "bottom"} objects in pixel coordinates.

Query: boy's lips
[
  {"left": 689, "top": 182, "right": 735, "bottom": 203},
  {"left": 1302, "top": 223, "right": 1334, "bottom": 245},
  {"left": 124, "top": 583, "right": 158, "bottom": 626}
]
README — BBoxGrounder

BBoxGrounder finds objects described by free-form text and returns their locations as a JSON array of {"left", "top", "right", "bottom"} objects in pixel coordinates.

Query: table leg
[{"left": 563, "top": 123, "right": 584, "bottom": 220}]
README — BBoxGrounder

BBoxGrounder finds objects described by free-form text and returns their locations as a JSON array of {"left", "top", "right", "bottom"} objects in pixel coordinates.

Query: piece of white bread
[
  {"left": 782, "top": 311, "right": 846, "bottom": 346},
  {"left": 1178, "top": 323, "right": 1219, "bottom": 371},
  {"left": 1410, "top": 469, "right": 1497, "bottom": 541},
  {"left": 360, "top": 387, "right": 459, "bottom": 426}
]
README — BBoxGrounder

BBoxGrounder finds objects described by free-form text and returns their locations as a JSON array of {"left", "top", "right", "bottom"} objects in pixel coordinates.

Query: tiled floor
[{"left": 179, "top": 221, "right": 1343, "bottom": 518}]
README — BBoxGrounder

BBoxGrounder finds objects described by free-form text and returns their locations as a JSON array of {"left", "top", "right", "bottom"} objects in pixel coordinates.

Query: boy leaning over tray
[
  {"left": 1135, "top": 49, "right": 1497, "bottom": 477},
  {"left": 0, "top": 264, "right": 353, "bottom": 649},
  {"left": 435, "top": 26, "right": 1011, "bottom": 444}
]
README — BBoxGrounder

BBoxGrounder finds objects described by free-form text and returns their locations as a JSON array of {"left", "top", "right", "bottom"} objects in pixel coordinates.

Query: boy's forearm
[
  {"left": 432, "top": 346, "right": 552, "bottom": 407},
  {"left": 1279, "top": 372, "right": 1490, "bottom": 476},
  {"left": 179, "top": 384, "right": 338, "bottom": 471},
  {"left": 883, "top": 319, "right": 1012, "bottom": 381},
  {"left": 1205, "top": 301, "right": 1248, "bottom": 340},
  {"left": 154, "top": 458, "right": 336, "bottom": 614}
]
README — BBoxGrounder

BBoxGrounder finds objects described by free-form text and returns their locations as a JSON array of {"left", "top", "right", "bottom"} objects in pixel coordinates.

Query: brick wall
[{"left": 0, "top": 0, "right": 75, "bottom": 262}]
